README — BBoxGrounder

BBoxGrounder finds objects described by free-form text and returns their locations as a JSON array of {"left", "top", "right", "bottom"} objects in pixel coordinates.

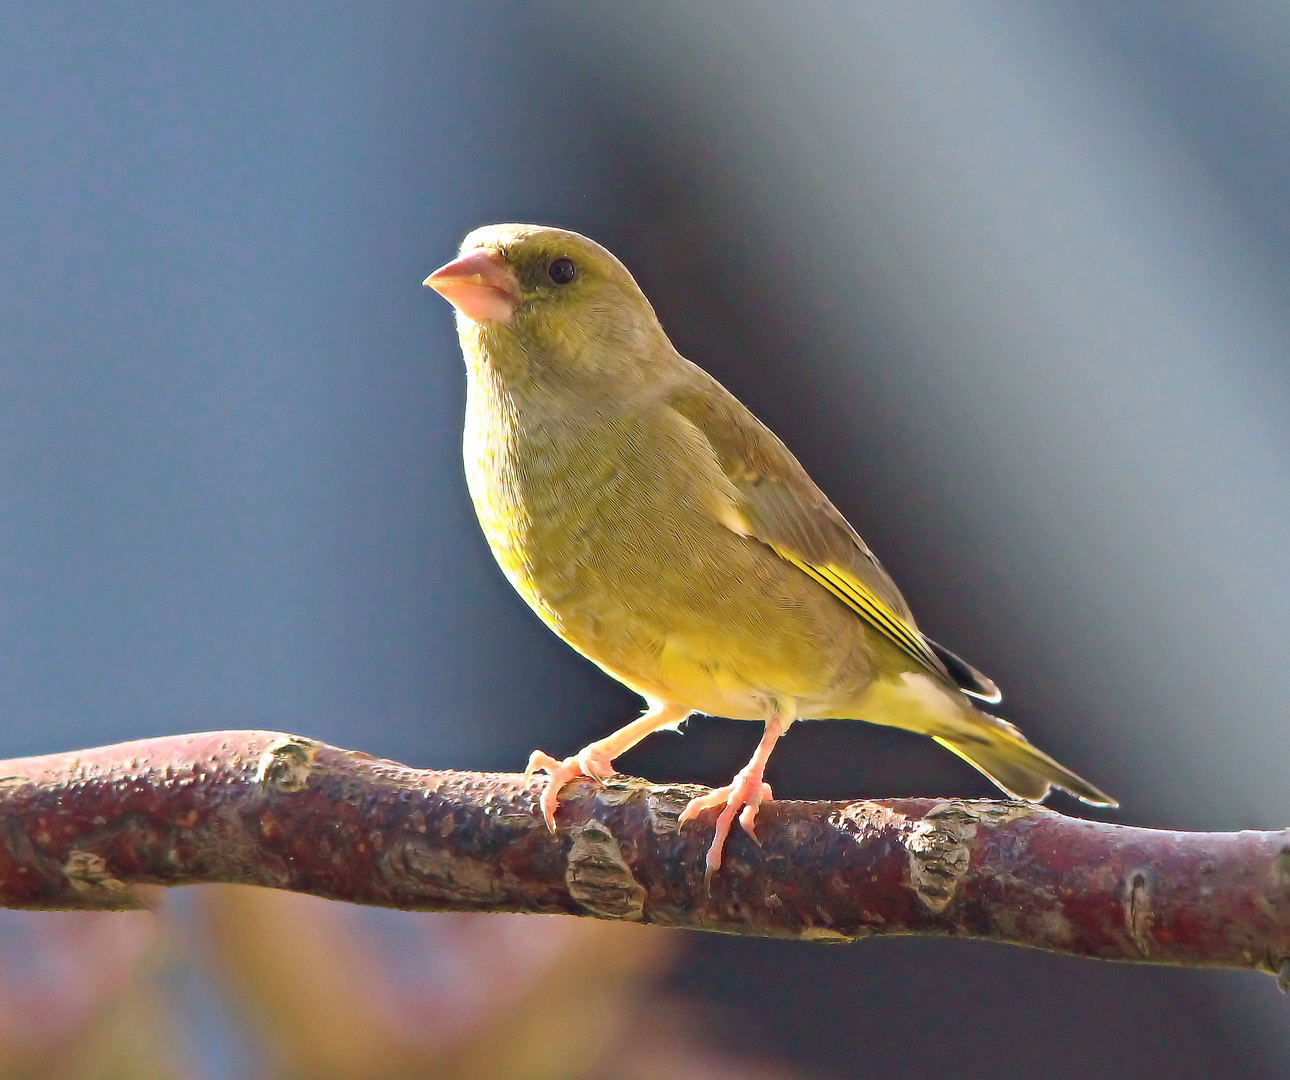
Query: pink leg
[
  {"left": 524, "top": 702, "right": 691, "bottom": 830},
  {"left": 678, "top": 714, "right": 788, "bottom": 885}
]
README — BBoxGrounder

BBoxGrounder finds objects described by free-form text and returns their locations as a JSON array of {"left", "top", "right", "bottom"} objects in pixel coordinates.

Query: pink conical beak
[{"left": 423, "top": 249, "right": 520, "bottom": 324}]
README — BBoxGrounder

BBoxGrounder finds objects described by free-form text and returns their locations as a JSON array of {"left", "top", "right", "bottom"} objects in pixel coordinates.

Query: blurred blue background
[{"left": 2, "top": 1, "right": 1290, "bottom": 1075}]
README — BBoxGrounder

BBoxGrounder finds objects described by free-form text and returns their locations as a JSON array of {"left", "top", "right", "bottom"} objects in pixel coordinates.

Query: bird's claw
[
  {"left": 679, "top": 776, "right": 774, "bottom": 885},
  {"left": 523, "top": 746, "right": 619, "bottom": 831}
]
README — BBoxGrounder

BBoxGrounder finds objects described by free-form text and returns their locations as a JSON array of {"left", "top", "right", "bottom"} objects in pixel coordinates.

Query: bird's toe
[
  {"left": 523, "top": 750, "right": 588, "bottom": 831},
  {"left": 682, "top": 773, "right": 775, "bottom": 886},
  {"left": 523, "top": 749, "right": 563, "bottom": 783}
]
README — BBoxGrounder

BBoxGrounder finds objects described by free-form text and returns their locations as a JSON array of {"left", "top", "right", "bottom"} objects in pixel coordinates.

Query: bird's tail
[{"left": 934, "top": 712, "right": 1116, "bottom": 807}]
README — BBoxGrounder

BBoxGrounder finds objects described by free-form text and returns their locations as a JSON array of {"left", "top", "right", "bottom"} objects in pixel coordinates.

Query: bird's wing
[{"left": 666, "top": 371, "right": 1000, "bottom": 702}]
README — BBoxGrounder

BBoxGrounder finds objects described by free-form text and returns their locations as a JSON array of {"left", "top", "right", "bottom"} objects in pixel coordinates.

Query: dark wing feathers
[{"left": 926, "top": 638, "right": 1001, "bottom": 703}]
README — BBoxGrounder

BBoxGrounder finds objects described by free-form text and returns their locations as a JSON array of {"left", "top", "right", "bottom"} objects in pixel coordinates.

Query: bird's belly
[{"left": 526, "top": 537, "right": 873, "bottom": 722}]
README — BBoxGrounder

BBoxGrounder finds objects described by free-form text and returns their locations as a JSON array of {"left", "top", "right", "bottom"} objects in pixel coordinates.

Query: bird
[{"left": 424, "top": 223, "right": 1115, "bottom": 882}]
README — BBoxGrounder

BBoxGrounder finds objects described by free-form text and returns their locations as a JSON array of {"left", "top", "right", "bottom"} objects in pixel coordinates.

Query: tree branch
[{"left": 2, "top": 730, "right": 1288, "bottom": 985}]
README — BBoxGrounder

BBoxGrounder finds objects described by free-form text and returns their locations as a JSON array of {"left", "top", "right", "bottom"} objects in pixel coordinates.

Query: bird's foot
[
  {"left": 523, "top": 746, "right": 617, "bottom": 831},
  {"left": 678, "top": 770, "right": 774, "bottom": 887}
]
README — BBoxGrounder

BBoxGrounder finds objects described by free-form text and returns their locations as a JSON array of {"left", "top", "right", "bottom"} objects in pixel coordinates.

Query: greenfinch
[{"left": 425, "top": 224, "right": 1114, "bottom": 880}]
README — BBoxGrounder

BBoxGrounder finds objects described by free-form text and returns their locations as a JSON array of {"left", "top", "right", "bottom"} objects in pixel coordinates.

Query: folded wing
[{"left": 666, "top": 372, "right": 999, "bottom": 702}]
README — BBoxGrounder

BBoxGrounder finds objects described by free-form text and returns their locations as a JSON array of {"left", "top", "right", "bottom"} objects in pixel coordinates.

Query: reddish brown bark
[{"left": 1, "top": 730, "right": 1288, "bottom": 985}]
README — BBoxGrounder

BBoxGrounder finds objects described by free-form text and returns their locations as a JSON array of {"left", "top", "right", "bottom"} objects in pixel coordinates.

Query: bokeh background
[{"left": 3, "top": 2, "right": 1290, "bottom": 1076}]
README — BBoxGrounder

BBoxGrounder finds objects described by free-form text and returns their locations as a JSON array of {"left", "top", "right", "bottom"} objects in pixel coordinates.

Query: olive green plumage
[{"left": 439, "top": 223, "right": 1114, "bottom": 810}]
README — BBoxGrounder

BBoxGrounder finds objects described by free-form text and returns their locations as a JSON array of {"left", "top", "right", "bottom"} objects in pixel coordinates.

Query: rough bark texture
[{"left": 2, "top": 730, "right": 1289, "bottom": 985}]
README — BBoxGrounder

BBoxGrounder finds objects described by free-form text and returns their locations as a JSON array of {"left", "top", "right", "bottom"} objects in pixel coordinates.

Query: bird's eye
[{"left": 547, "top": 257, "right": 577, "bottom": 285}]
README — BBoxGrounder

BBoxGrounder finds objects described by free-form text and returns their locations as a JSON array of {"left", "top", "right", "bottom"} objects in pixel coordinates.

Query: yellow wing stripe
[
  {"left": 780, "top": 552, "right": 940, "bottom": 671},
  {"left": 818, "top": 565, "right": 936, "bottom": 664}
]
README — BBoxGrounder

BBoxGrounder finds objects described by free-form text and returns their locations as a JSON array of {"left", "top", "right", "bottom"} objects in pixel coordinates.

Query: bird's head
[{"left": 424, "top": 224, "right": 667, "bottom": 385}]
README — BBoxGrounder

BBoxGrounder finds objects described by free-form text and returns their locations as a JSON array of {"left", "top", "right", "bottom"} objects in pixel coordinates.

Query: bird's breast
[{"left": 463, "top": 379, "right": 633, "bottom": 628}]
